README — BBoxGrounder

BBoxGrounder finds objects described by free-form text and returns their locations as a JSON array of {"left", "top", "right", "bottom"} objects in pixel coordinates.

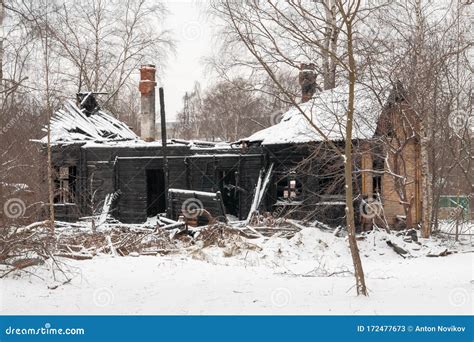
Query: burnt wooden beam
[{"left": 159, "top": 87, "right": 169, "bottom": 211}]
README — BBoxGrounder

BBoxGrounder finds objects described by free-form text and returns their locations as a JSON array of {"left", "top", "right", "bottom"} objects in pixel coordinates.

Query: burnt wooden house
[
  {"left": 47, "top": 133, "right": 264, "bottom": 223},
  {"left": 42, "top": 64, "right": 422, "bottom": 229}
]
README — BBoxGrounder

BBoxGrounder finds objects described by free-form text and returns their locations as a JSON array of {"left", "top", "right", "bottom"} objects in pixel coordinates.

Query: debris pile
[
  {"left": 1, "top": 217, "right": 470, "bottom": 279},
  {"left": 0, "top": 221, "right": 55, "bottom": 278},
  {"left": 56, "top": 227, "right": 180, "bottom": 259}
]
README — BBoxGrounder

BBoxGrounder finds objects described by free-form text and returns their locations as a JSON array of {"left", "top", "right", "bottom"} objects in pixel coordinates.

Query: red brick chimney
[
  {"left": 139, "top": 64, "right": 157, "bottom": 141},
  {"left": 299, "top": 63, "right": 317, "bottom": 103}
]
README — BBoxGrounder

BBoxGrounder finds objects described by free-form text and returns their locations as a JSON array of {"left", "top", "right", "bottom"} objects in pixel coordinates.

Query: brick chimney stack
[
  {"left": 139, "top": 64, "right": 157, "bottom": 141},
  {"left": 299, "top": 63, "right": 317, "bottom": 103}
]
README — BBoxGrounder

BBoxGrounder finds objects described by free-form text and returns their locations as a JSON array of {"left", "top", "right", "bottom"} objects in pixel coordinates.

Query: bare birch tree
[
  {"left": 413, "top": 0, "right": 432, "bottom": 238},
  {"left": 337, "top": 0, "right": 367, "bottom": 295},
  {"left": 0, "top": 0, "right": 174, "bottom": 227},
  {"left": 4, "top": 0, "right": 173, "bottom": 126},
  {"left": 0, "top": 0, "right": 4, "bottom": 99},
  {"left": 211, "top": 0, "right": 369, "bottom": 295}
]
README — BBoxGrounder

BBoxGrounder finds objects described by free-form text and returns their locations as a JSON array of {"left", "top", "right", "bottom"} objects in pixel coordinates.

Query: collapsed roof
[
  {"left": 244, "top": 83, "right": 389, "bottom": 145},
  {"left": 40, "top": 82, "right": 390, "bottom": 147},
  {"left": 40, "top": 100, "right": 139, "bottom": 145}
]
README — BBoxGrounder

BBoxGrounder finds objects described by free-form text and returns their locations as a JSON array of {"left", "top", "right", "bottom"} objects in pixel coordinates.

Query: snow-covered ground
[{"left": 1, "top": 227, "right": 472, "bottom": 315}]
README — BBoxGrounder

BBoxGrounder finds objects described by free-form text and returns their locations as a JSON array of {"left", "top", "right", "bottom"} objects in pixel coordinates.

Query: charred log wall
[{"left": 50, "top": 140, "right": 368, "bottom": 226}]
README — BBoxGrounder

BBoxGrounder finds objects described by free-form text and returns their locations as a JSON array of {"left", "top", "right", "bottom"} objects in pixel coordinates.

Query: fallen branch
[
  {"left": 53, "top": 253, "right": 93, "bottom": 260},
  {"left": 16, "top": 220, "right": 49, "bottom": 233},
  {"left": 47, "top": 278, "right": 72, "bottom": 290},
  {"left": 386, "top": 240, "right": 408, "bottom": 258},
  {"left": 426, "top": 248, "right": 455, "bottom": 257},
  {"left": 106, "top": 235, "right": 117, "bottom": 257}
]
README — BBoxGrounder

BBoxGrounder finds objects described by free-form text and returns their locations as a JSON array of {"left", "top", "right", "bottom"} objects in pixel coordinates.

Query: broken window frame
[
  {"left": 276, "top": 171, "right": 303, "bottom": 202},
  {"left": 54, "top": 166, "right": 77, "bottom": 204}
]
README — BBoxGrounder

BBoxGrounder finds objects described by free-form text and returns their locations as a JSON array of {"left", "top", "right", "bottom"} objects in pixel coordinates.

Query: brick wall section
[
  {"left": 382, "top": 139, "right": 421, "bottom": 226},
  {"left": 361, "top": 142, "right": 373, "bottom": 197}
]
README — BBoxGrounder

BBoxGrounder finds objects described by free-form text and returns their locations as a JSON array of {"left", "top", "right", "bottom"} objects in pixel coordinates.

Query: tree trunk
[
  {"left": 414, "top": 0, "right": 432, "bottom": 238},
  {"left": 344, "top": 15, "right": 368, "bottom": 296},
  {"left": 41, "top": 7, "right": 55, "bottom": 233},
  {"left": 323, "top": 0, "right": 337, "bottom": 90},
  {"left": 47, "top": 114, "right": 55, "bottom": 233},
  {"left": 0, "top": 0, "right": 4, "bottom": 101},
  {"left": 420, "top": 129, "right": 432, "bottom": 237}
]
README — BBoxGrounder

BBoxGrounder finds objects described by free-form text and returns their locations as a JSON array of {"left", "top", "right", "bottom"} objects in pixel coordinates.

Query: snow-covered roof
[
  {"left": 80, "top": 138, "right": 237, "bottom": 151},
  {"left": 244, "top": 83, "right": 388, "bottom": 145},
  {"left": 40, "top": 100, "right": 139, "bottom": 145}
]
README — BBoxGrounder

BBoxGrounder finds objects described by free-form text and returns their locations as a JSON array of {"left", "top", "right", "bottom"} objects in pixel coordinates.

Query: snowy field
[{"left": 1, "top": 227, "right": 472, "bottom": 315}]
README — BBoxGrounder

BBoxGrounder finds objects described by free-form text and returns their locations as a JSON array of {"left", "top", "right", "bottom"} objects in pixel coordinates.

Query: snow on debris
[
  {"left": 168, "top": 188, "right": 218, "bottom": 197},
  {"left": 245, "top": 82, "right": 388, "bottom": 145},
  {"left": 195, "top": 226, "right": 472, "bottom": 272},
  {"left": 2, "top": 222, "right": 471, "bottom": 315},
  {"left": 40, "top": 100, "right": 139, "bottom": 144}
]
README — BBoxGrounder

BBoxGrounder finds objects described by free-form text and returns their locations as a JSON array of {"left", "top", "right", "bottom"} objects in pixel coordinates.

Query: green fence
[{"left": 439, "top": 195, "right": 470, "bottom": 217}]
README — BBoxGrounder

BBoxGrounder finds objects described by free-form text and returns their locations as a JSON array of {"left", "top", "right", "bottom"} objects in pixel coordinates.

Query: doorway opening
[
  {"left": 218, "top": 169, "right": 240, "bottom": 218},
  {"left": 146, "top": 169, "right": 166, "bottom": 217}
]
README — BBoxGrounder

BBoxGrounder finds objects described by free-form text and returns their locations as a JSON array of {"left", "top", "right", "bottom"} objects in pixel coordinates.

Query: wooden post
[{"left": 159, "top": 87, "right": 169, "bottom": 212}]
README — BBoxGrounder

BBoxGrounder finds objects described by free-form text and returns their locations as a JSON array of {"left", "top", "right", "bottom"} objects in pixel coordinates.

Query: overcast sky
[{"left": 158, "top": 0, "right": 216, "bottom": 121}]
